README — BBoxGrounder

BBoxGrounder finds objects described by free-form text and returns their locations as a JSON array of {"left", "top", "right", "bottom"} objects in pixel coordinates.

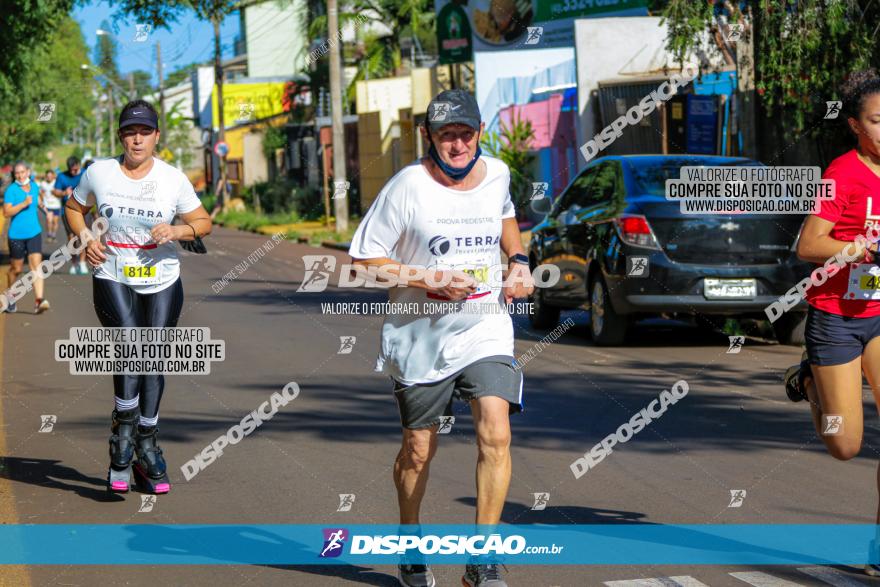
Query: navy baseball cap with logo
[
  {"left": 118, "top": 103, "right": 159, "bottom": 130},
  {"left": 426, "top": 89, "right": 481, "bottom": 132}
]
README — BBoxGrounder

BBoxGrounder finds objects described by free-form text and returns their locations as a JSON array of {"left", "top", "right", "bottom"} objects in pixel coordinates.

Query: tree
[
  {"left": 110, "top": 0, "right": 261, "bottom": 209},
  {"left": 130, "top": 69, "right": 154, "bottom": 98},
  {"left": 165, "top": 61, "right": 206, "bottom": 89},
  {"left": 307, "top": 0, "right": 435, "bottom": 102},
  {"left": 95, "top": 19, "right": 123, "bottom": 87},
  {"left": 481, "top": 114, "right": 536, "bottom": 213},
  {"left": 0, "top": 14, "right": 94, "bottom": 163},
  {"left": 661, "top": 0, "right": 880, "bottom": 137}
]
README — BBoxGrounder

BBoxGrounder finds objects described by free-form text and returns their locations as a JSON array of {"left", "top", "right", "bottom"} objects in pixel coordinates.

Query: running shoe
[
  {"left": 783, "top": 351, "right": 810, "bottom": 403},
  {"left": 35, "top": 298, "right": 50, "bottom": 314},
  {"left": 68, "top": 265, "right": 77, "bottom": 275},
  {"left": 398, "top": 564, "right": 436, "bottom": 587},
  {"left": 4, "top": 300, "right": 16, "bottom": 313},
  {"left": 462, "top": 563, "right": 508, "bottom": 587},
  {"left": 78, "top": 261, "right": 89, "bottom": 275}
]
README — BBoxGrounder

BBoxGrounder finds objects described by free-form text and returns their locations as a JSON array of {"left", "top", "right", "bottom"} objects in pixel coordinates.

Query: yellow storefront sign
[{"left": 211, "top": 82, "right": 286, "bottom": 129}]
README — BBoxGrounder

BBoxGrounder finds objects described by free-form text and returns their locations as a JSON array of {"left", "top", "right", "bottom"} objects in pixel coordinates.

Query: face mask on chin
[
  {"left": 428, "top": 130, "right": 482, "bottom": 182},
  {"left": 14, "top": 178, "right": 28, "bottom": 186}
]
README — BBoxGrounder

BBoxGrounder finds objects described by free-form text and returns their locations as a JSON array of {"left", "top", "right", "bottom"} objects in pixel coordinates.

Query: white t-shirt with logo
[
  {"left": 349, "top": 156, "right": 516, "bottom": 385},
  {"left": 73, "top": 157, "right": 201, "bottom": 294},
  {"left": 41, "top": 180, "right": 61, "bottom": 209}
]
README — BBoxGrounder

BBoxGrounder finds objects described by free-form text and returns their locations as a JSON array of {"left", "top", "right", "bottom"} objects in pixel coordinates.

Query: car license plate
[{"left": 704, "top": 278, "right": 756, "bottom": 299}]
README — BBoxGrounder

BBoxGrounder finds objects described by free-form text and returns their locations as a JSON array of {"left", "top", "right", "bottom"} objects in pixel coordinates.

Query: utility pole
[
  {"left": 328, "top": 0, "right": 348, "bottom": 232},
  {"left": 156, "top": 41, "right": 166, "bottom": 133},
  {"left": 108, "top": 86, "right": 115, "bottom": 154},
  {"left": 213, "top": 16, "right": 228, "bottom": 210}
]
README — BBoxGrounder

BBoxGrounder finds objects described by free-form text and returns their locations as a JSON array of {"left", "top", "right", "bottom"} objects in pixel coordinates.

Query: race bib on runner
[
  {"left": 114, "top": 257, "right": 162, "bottom": 285},
  {"left": 425, "top": 261, "right": 494, "bottom": 301},
  {"left": 845, "top": 263, "right": 880, "bottom": 300}
]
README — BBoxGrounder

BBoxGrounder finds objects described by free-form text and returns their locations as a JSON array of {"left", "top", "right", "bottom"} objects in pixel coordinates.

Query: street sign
[{"left": 214, "top": 141, "right": 229, "bottom": 157}]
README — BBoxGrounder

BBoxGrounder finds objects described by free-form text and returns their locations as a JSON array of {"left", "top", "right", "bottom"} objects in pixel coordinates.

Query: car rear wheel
[
  {"left": 590, "top": 275, "right": 628, "bottom": 346},
  {"left": 773, "top": 312, "right": 807, "bottom": 346},
  {"left": 528, "top": 285, "right": 560, "bottom": 329}
]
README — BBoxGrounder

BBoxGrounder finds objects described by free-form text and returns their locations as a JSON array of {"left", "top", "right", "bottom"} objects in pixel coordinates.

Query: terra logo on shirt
[{"left": 428, "top": 235, "right": 451, "bottom": 256}]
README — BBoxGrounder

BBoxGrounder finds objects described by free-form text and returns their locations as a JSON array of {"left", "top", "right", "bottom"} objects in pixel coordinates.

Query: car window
[
  {"left": 628, "top": 159, "right": 761, "bottom": 197},
  {"left": 552, "top": 166, "right": 597, "bottom": 217},
  {"left": 588, "top": 162, "right": 619, "bottom": 204}
]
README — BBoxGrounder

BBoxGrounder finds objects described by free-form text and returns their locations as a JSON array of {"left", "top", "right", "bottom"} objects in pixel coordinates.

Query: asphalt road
[{"left": 2, "top": 226, "right": 880, "bottom": 586}]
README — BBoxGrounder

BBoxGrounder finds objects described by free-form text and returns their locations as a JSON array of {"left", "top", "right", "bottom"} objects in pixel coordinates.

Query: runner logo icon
[
  {"left": 298, "top": 255, "right": 337, "bottom": 292},
  {"left": 39, "top": 415, "right": 56, "bottom": 432},
  {"left": 320, "top": 528, "right": 348, "bottom": 558},
  {"left": 98, "top": 204, "right": 114, "bottom": 218},
  {"left": 337, "top": 494, "right": 355, "bottom": 512}
]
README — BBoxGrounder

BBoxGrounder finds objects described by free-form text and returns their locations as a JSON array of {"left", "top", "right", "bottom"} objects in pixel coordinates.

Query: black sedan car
[{"left": 527, "top": 155, "right": 812, "bottom": 346}]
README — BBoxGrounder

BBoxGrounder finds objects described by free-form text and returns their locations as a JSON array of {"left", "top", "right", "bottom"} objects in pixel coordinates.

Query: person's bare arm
[
  {"left": 151, "top": 206, "right": 213, "bottom": 245},
  {"left": 797, "top": 215, "right": 874, "bottom": 264},
  {"left": 350, "top": 256, "right": 476, "bottom": 301},
  {"left": 65, "top": 197, "right": 107, "bottom": 266},
  {"left": 500, "top": 217, "right": 534, "bottom": 302},
  {"left": 3, "top": 196, "right": 32, "bottom": 218}
]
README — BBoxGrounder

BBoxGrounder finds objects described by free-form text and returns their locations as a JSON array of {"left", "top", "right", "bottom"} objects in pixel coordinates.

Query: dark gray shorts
[{"left": 392, "top": 355, "right": 524, "bottom": 430}]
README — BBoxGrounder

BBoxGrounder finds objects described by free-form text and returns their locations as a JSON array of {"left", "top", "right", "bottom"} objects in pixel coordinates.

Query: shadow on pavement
[{"left": 0, "top": 456, "right": 121, "bottom": 502}]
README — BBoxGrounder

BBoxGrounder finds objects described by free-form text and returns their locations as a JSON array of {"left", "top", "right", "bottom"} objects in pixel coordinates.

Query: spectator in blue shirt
[
  {"left": 53, "top": 156, "right": 88, "bottom": 274},
  {"left": 4, "top": 161, "right": 49, "bottom": 313}
]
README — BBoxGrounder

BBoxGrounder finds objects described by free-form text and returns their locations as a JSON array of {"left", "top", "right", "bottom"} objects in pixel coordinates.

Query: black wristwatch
[{"left": 510, "top": 253, "right": 529, "bottom": 265}]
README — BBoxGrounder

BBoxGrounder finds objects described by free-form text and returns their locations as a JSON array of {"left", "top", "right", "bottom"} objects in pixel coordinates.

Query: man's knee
[
  {"left": 477, "top": 423, "right": 511, "bottom": 459},
  {"left": 399, "top": 431, "right": 435, "bottom": 471}
]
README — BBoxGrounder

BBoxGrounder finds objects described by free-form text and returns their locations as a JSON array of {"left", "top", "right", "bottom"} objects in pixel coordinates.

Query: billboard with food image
[{"left": 436, "top": 0, "right": 648, "bottom": 61}]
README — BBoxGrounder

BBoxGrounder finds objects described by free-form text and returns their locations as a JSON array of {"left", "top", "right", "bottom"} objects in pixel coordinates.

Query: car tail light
[{"left": 615, "top": 215, "right": 661, "bottom": 249}]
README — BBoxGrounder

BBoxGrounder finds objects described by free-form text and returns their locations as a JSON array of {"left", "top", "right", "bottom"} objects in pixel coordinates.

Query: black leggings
[{"left": 92, "top": 277, "right": 184, "bottom": 419}]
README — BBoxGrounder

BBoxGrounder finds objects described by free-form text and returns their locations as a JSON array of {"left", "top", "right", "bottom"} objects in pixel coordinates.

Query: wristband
[{"left": 510, "top": 253, "right": 529, "bottom": 265}]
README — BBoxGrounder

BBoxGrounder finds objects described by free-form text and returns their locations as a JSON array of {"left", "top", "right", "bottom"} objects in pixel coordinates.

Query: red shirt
[{"left": 806, "top": 149, "right": 880, "bottom": 317}]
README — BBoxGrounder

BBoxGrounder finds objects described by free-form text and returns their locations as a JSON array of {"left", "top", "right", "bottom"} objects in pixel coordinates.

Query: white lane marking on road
[
  {"left": 604, "top": 577, "right": 711, "bottom": 587},
  {"left": 729, "top": 571, "right": 805, "bottom": 586},
  {"left": 797, "top": 566, "right": 869, "bottom": 586}
]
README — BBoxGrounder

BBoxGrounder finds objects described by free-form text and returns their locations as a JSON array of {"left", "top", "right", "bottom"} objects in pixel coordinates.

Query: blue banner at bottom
[{"left": 1, "top": 524, "right": 878, "bottom": 565}]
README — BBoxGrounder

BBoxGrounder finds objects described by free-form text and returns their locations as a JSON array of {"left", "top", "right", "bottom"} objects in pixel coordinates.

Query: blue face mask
[{"left": 428, "top": 136, "right": 482, "bottom": 181}]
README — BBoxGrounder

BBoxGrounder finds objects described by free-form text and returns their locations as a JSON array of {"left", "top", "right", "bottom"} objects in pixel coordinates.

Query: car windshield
[{"left": 630, "top": 160, "right": 762, "bottom": 197}]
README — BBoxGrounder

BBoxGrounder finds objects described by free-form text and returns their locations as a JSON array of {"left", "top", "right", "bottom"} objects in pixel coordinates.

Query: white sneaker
[
  {"left": 68, "top": 265, "right": 77, "bottom": 275},
  {"left": 78, "top": 262, "right": 89, "bottom": 275}
]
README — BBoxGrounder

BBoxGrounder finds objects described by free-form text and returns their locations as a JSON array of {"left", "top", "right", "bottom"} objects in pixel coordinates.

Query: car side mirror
[{"left": 530, "top": 197, "right": 552, "bottom": 215}]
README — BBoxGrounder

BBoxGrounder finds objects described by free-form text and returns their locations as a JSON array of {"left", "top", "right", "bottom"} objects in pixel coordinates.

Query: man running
[
  {"left": 783, "top": 68, "right": 880, "bottom": 576},
  {"left": 40, "top": 169, "right": 60, "bottom": 243},
  {"left": 349, "top": 89, "right": 534, "bottom": 587},
  {"left": 54, "top": 156, "right": 87, "bottom": 274},
  {"left": 65, "top": 100, "right": 211, "bottom": 494},
  {"left": 4, "top": 162, "right": 50, "bottom": 314}
]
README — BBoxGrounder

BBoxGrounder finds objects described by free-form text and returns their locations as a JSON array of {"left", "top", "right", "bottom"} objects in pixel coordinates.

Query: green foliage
[
  {"left": 661, "top": 0, "right": 880, "bottom": 135},
  {"left": 215, "top": 208, "right": 301, "bottom": 232},
  {"left": 262, "top": 126, "right": 287, "bottom": 159},
  {"left": 306, "top": 0, "right": 435, "bottom": 102},
  {"left": 481, "top": 114, "right": 536, "bottom": 212},
  {"left": 0, "top": 13, "right": 94, "bottom": 161},
  {"left": 165, "top": 61, "right": 205, "bottom": 89},
  {"left": 130, "top": 70, "right": 154, "bottom": 98},
  {"left": 95, "top": 19, "right": 123, "bottom": 87},
  {"left": 162, "top": 100, "right": 197, "bottom": 168}
]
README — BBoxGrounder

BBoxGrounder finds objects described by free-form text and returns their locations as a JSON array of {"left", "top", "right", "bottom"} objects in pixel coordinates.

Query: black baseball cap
[
  {"left": 119, "top": 104, "right": 159, "bottom": 130},
  {"left": 426, "top": 89, "right": 481, "bottom": 132}
]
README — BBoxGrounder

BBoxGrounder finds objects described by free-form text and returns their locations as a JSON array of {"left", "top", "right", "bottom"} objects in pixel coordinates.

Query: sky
[{"left": 73, "top": 0, "right": 241, "bottom": 83}]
